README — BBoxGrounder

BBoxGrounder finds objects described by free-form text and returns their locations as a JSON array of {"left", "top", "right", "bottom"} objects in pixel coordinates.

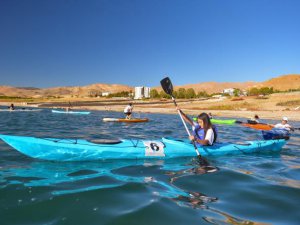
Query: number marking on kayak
[{"left": 143, "top": 141, "right": 165, "bottom": 157}]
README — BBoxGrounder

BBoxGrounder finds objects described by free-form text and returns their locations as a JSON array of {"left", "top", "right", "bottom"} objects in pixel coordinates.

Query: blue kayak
[
  {"left": 262, "top": 128, "right": 290, "bottom": 140},
  {"left": 51, "top": 110, "right": 90, "bottom": 115},
  {"left": 0, "top": 134, "right": 286, "bottom": 161}
]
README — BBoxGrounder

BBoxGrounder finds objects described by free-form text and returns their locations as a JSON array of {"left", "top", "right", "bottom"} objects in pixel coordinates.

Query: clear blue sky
[{"left": 0, "top": 0, "right": 299, "bottom": 88}]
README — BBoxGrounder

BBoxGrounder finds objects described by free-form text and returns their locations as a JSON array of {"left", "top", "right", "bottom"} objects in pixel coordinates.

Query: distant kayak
[
  {"left": 0, "top": 109, "right": 42, "bottom": 112},
  {"left": 210, "top": 118, "right": 236, "bottom": 125},
  {"left": 242, "top": 123, "right": 273, "bottom": 131},
  {"left": 103, "top": 118, "right": 149, "bottom": 123},
  {"left": 51, "top": 110, "right": 90, "bottom": 115},
  {"left": 0, "top": 134, "right": 286, "bottom": 161}
]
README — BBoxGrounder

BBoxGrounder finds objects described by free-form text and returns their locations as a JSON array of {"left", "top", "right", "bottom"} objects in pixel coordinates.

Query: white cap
[{"left": 282, "top": 116, "right": 288, "bottom": 121}]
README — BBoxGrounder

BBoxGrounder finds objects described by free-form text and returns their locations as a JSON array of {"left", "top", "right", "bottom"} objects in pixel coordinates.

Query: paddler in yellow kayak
[{"left": 124, "top": 103, "right": 133, "bottom": 119}]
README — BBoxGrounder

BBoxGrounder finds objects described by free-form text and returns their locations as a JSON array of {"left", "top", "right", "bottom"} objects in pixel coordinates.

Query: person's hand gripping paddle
[{"left": 160, "top": 77, "right": 209, "bottom": 166}]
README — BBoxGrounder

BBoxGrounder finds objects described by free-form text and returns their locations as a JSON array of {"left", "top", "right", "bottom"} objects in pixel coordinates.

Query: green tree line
[
  {"left": 107, "top": 91, "right": 132, "bottom": 98},
  {"left": 247, "top": 87, "right": 274, "bottom": 96},
  {"left": 150, "top": 88, "right": 209, "bottom": 99}
]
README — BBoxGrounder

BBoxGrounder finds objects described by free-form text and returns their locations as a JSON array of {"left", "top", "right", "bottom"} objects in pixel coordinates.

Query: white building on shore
[
  {"left": 223, "top": 88, "right": 235, "bottom": 96},
  {"left": 134, "top": 86, "right": 151, "bottom": 99},
  {"left": 101, "top": 92, "right": 110, "bottom": 97}
]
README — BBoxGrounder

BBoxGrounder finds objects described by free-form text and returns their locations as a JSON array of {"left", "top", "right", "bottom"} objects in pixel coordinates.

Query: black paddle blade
[
  {"left": 160, "top": 77, "right": 173, "bottom": 95},
  {"left": 198, "top": 155, "right": 210, "bottom": 167}
]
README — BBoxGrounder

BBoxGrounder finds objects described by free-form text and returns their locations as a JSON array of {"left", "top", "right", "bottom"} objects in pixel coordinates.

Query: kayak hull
[
  {"left": 103, "top": 118, "right": 149, "bottom": 123},
  {"left": 242, "top": 123, "right": 273, "bottom": 131},
  {"left": 211, "top": 119, "right": 236, "bottom": 125},
  {"left": 262, "top": 128, "right": 290, "bottom": 140},
  {"left": 51, "top": 110, "right": 90, "bottom": 115},
  {"left": 0, "top": 109, "right": 42, "bottom": 112},
  {"left": 0, "top": 134, "right": 286, "bottom": 161}
]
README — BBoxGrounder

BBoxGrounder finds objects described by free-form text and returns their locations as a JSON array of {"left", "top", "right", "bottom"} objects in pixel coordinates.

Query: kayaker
[
  {"left": 124, "top": 103, "right": 133, "bottom": 119},
  {"left": 248, "top": 114, "right": 260, "bottom": 124},
  {"left": 177, "top": 107, "right": 217, "bottom": 146},
  {"left": 66, "top": 101, "right": 72, "bottom": 112},
  {"left": 9, "top": 103, "right": 15, "bottom": 111},
  {"left": 271, "top": 117, "right": 294, "bottom": 131},
  {"left": 208, "top": 112, "right": 213, "bottom": 119}
]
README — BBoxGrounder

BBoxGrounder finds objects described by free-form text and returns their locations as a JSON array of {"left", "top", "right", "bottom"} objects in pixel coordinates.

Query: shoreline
[
  {"left": 67, "top": 105, "right": 300, "bottom": 122},
  {"left": 1, "top": 99, "right": 300, "bottom": 122}
]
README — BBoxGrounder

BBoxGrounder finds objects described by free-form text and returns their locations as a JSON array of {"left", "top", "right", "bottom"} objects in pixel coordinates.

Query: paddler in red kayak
[{"left": 271, "top": 117, "right": 294, "bottom": 131}]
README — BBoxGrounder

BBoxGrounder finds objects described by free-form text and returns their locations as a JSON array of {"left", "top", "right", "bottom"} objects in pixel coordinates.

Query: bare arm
[
  {"left": 176, "top": 107, "right": 194, "bottom": 126},
  {"left": 189, "top": 136, "right": 210, "bottom": 146}
]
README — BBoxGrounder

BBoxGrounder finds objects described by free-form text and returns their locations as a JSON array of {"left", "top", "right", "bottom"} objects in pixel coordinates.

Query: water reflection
[
  {"left": 0, "top": 158, "right": 215, "bottom": 199},
  {"left": 203, "top": 207, "right": 270, "bottom": 225}
]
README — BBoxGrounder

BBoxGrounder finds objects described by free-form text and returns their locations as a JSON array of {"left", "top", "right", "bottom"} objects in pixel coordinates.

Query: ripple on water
[{"left": 0, "top": 110, "right": 299, "bottom": 225}]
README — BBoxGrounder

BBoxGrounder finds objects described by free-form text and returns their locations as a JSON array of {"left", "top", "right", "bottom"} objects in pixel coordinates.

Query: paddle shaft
[
  {"left": 160, "top": 76, "right": 208, "bottom": 164},
  {"left": 171, "top": 98, "right": 191, "bottom": 135},
  {"left": 171, "top": 96, "right": 200, "bottom": 156}
]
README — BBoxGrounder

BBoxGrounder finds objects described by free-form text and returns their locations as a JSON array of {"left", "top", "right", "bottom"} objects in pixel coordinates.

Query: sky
[{"left": 0, "top": 0, "right": 300, "bottom": 88}]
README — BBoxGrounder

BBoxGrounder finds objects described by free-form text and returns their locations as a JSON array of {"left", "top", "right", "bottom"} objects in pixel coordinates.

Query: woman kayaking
[{"left": 176, "top": 107, "right": 217, "bottom": 146}]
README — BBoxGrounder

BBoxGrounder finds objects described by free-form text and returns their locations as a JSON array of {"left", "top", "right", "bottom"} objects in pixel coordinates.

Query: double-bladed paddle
[{"left": 160, "top": 77, "right": 208, "bottom": 165}]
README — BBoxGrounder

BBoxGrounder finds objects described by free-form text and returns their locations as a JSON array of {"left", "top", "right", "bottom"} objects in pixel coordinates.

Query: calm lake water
[{"left": 0, "top": 108, "right": 299, "bottom": 225}]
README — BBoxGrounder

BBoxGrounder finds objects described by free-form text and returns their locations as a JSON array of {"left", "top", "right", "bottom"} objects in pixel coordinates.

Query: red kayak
[{"left": 242, "top": 123, "right": 273, "bottom": 131}]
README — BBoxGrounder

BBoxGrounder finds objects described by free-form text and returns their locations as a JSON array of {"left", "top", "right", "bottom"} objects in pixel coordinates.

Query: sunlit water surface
[{"left": 0, "top": 109, "right": 299, "bottom": 225}]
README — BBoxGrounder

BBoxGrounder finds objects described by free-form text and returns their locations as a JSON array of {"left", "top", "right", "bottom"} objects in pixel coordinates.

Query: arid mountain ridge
[{"left": 0, "top": 74, "right": 299, "bottom": 98}]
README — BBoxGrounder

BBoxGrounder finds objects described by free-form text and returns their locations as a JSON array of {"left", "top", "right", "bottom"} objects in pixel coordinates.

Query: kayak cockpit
[{"left": 88, "top": 139, "right": 122, "bottom": 144}]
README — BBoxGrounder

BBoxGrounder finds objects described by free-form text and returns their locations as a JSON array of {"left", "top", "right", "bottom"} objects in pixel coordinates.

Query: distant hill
[
  {"left": 155, "top": 74, "right": 300, "bottom": 94},
  {"left": 0, "top": 84, "right": 133, "bottom": 98},
  {"left": 0, "top": 74, "right": 299, "bottom": 97},
  {"left": 260, "top": 74, "right": 300, "bottom": 91}
]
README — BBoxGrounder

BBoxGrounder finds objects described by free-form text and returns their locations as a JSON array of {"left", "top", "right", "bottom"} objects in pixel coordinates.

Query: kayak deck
[
  {"left": 0, "top": 109, "right": 42, "bottom": 112},
  {"left": 0, "top": 134, "right": 286, "bottom": 161},
  {"left": 103, "top": 118, "right": 149, "bottom": 123},
  {"left": 242, "top": 123, "right": 273, "bottom": 130},
  {"left": 211, "top": 119, "right": 236, "bottom": 125},
  {"left": 52, "top": 110, "right": 90, "bottom": 115}
]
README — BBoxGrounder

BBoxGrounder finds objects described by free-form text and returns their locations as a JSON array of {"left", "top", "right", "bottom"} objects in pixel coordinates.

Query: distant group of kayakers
[
  {"left": 120, "top": 102, "right": 294, "bottom": 146},
  {"left": 8, "top": 100, "right": 295, "bottom": 142},
  {"left": 248, "top": 114, "right": 293, "bottom": 131}
]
